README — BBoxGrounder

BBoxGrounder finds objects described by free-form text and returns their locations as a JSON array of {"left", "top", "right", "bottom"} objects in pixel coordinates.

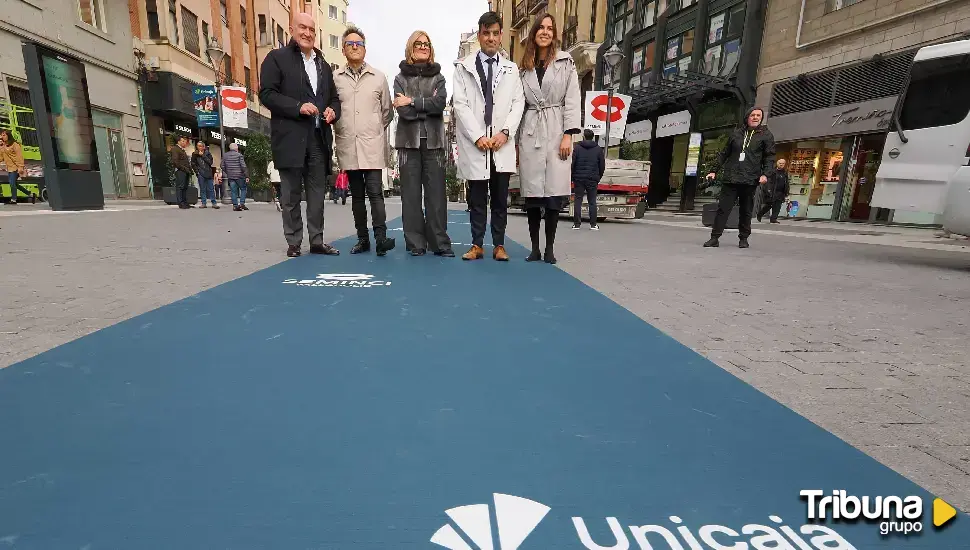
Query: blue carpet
[{"left": 0, "top": 212, "right": 965, "bottom": 549}]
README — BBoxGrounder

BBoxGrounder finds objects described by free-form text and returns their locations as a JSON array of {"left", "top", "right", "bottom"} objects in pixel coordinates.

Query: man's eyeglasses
[
  {"left": 345, "top": 40, "right": 365, "bottom": 48},
  {"left": 414, "top": 41, "right": 431, "bottom": 49}
]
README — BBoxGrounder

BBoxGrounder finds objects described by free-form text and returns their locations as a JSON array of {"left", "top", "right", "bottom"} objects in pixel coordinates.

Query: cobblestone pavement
[{"left": 2, "top": 199, "right": 969, "bottom": 512}]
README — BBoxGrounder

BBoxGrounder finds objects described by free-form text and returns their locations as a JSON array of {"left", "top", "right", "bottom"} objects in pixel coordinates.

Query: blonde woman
[
  {"left": 392, "top": 30, "right": 453, "bottom": 257},
  {"left": 517, "top": 14, "right": 581, "bottom": 264}
]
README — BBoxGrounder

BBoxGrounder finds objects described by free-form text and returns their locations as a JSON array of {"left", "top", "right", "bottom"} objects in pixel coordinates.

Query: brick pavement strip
[{"left": 1, "top": 200, "right": 969, "bottom": 511}]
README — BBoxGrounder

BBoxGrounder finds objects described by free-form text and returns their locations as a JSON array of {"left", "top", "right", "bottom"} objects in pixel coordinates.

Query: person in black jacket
[
  {"left": 191, "top": 141, "right": 219, "bottom": 209},
  {"left": 704, "top": 107, "right": 776, "bottom": 248},
  {"left": 170, "top": 135, "right": 193, "bottom": 209},
  {"left": 571, "top": 129, "right": 605, "bottom": 230},
  {"left": 757, "top": 158, "right": 789, "bottom": 223},
  {"left": 393, "top": 30, "right": 453, "bottom": 257},
  {"left": 259, "top": 12, "right": 342, "bottom": 258}
]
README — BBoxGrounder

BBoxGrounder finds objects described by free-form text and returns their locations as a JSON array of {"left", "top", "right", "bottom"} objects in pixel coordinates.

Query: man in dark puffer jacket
[{"left": 571, "top": 129, "right": 606, "bottom": 229}]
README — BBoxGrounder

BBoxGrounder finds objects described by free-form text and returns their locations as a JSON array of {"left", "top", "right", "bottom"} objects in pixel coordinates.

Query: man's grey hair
[
  {"left": 229, "top": 143, "right": 239, "bottom": 151},
  {"left": 342, "top": 26, "right": 365, "bottom": 42}
]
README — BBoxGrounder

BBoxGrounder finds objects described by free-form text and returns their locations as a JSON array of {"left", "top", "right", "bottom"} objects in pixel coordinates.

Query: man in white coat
[{"left": 452, "top": 11, "right": 525, "bottom": 261}]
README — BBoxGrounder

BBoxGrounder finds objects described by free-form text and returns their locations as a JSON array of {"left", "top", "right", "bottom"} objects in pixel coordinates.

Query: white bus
[{"left": 870, "top": 39, "right": 970, "bottom": 235}]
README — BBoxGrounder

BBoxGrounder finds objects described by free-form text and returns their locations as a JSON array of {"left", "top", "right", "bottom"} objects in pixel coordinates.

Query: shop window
[
  {"left": 663, "top": 29, "right": 693, "bottom": 77},
  {"left": 78, "top": 0, "right": 107, "bottom": 32},
  {"left": 703, "top": 4, "right": 744, "bottom": 76},
  {"left": 630, "top": 41, "right": 654, "bottom": 89},
  {"left": 825, "top": 0, "right": 864, "bottom": 14},
  {"left": 782, "top": 140, "right": 845, "bottom": 219},
  {"left": 898, "top": 54, "right": 970, "bottom": 131}
]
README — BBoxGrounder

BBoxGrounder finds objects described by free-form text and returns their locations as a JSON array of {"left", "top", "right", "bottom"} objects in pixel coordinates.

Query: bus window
[{"left": 899, "top": 54, "right": 970, "bottom": 131}]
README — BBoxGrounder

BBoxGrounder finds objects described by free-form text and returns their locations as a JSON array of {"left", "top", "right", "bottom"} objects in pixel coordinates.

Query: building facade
[
  {"left": 596, "top": 0, "right": 769, "bottom": 210},
  {"left": 1, "top": 0, "right": 150, "bottom": 198},
  {"left": 129, "top": 0, "right": 348, "bottom": 196},
  {"left": 756, "top": 0, "right": 970, "bottom": 224}
]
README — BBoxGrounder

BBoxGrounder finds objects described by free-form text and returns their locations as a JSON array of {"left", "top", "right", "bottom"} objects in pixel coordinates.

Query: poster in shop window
[
  {"left": 685, "top": 133, "right": 702, "bottom": 176},
  {"left": 220, "top": 86, "right": 249, "bottom": 129}
]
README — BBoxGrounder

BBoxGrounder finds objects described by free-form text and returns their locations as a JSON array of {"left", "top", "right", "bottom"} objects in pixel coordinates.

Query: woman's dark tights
[{"left": 526, "top": 207, "right": 559, "bottom": 264}]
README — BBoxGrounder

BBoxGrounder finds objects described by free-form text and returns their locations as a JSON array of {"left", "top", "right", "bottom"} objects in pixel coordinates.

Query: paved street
[{"left": 1, "top": 197, "right": 969, "bottom": 521}]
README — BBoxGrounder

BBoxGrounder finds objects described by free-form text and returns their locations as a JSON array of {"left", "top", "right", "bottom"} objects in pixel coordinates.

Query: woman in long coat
[
  {"left": 392, "top": 30, "right": 453, "bottom": 257},
  {"left": 518, "top": 14, "right": 582, "bottom": 264}
]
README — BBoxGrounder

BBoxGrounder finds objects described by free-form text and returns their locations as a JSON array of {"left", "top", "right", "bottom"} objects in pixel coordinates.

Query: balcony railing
[
  {"left": 513, "top": 0, "right": 528, "bottom": 27},
  {"left": 528, "top": 0, "right": 548, "bottom": 15}
]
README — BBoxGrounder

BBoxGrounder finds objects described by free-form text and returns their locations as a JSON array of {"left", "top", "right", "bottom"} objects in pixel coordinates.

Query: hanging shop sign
[
  {"left": 584, "top": 91, "right": 632, "bottom": 139},
  {"left": 655, "top": 110, "right": 691, "bottom": 138},
  {"left": 220, "top": 86, "right": 249, "bottom": 129},
  {"left": 192, "top": 85, "right": 219, "bottom": 127},
  {"left": 624, "top": 120, "right": 653, "bottom": 143}
]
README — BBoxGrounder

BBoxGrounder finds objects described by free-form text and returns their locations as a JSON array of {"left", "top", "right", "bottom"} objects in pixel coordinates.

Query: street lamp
[
  {"left": 602, "top": 44, "right": 625, "bottom": 150},
  {"left": 206, "top": 37, "right": 227, "bottom": 155}
]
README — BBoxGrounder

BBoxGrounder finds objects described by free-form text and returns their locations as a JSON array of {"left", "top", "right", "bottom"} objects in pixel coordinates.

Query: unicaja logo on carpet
[
  {"left": 281, "top": 273, "right": 392, "bottom": 288},
  {"left": 431, "top": 493, "right": 550, "bottom": 550}
]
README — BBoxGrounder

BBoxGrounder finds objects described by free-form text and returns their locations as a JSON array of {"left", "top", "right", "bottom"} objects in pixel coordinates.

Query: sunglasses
[
  {"left": 345, "top": 40, "right": 365, "bottom": 48},
  {"left": 414, "top": 41, "right": 432, "bottom": 49}
]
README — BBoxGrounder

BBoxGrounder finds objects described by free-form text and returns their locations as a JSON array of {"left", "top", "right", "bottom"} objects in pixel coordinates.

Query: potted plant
[
  {"left": 243, "top": 133, "right": 273, "bottom": 202},
  {"left": 444, "top": 163, "right": 462, "bottom": 203}
]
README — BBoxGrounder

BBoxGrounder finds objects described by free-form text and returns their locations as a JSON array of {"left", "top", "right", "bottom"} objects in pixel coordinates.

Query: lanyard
[{"left": 741, "top": 130, "right": 754, "bottom": 152}]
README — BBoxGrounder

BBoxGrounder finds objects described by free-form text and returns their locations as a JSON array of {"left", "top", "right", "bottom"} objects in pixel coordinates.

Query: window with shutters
[
  {"left": 330, "top": 34, "right": 338, "bottom": 49},
  {"left": 78, "top": 0, "right": 107, "bottom": 32},
  {"left": 182, "top": 7, "right": 200, "bottom": 56}
]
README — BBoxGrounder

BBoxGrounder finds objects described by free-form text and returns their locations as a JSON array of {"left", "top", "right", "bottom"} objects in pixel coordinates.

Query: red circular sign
[{"left": 590, "top": 94, "right": 625, "bottom": 123}]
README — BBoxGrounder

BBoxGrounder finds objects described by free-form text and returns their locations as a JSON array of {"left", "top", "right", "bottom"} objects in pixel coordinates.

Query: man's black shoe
[
  {"left": 434, "top": 249, "right": 455, "bottom": 257},
  {"left": 376, "top": 237, "right": 396, "bottom": 257},
  {"left": 703, "top": 237, "right": 719, "bottom": 247},
  {"left": 351, "top": 239, "right": 370, "bottom": 254},
  {"left": 310, "top": 243, "right": 340, "bottom": 255},
  {"left": 287, "top": 245, "right": 301, "bottom": 257},
  {"left": 410, "top": 248, "right": 426, "bottom": 256},
  {"left": 739, "top": 238, "right": 749, "bottom": 249}
]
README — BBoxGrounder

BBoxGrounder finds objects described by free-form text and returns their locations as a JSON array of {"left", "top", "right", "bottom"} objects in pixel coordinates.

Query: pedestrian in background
[
  {"left": 452, "top": 11, "right": 525, "bottom": 261},
  {"left": 571, "top": 129, "right": 605, "bottom": 230},
  {"left": 517, "top": 13, "right": 581, "bottom": 264},
  {"left": 704, "top": 107, "right": 775, "bottom": 248},
  {"left": 221, "top": 143, "right": 249, "bottom": 212},
  {"left": 393, "top": 30, "right": 454, "bottom": 257},
  {"left": 333, "top": 170, "right": 349, "bottom": 204},
  {"left": 192, "top": 141, "right": 219, "bottom": 209},
  {"left": 213, "top": 168, "right": 224, "bottom": 201},
  {"left": 267, "top": 159, "right": 282, "bottom": 211},
  {"left": 170, "top": 134, "right": 193, "bottom": 209},
  {"left": 758, "top": 158, "right": 789, "bottom": 223},
  {"left": 333, "top": 26, "right": 396, "bottom": 257},
  {"left": 0, "top": 130, "right": 27, "bottom": 204},
  {"left": 259, "top": 11, "right": 341, "bottom": 258}
]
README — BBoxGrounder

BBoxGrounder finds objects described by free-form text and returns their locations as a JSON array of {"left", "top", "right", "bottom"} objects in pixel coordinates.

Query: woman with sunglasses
[{"left": 392, "top": 31, "right": 454, "bottom": 257}]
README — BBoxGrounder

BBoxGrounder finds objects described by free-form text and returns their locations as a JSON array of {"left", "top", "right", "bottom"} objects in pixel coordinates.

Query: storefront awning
[{"left": 629, "top": 70, "right": 741, "bottom": 118}]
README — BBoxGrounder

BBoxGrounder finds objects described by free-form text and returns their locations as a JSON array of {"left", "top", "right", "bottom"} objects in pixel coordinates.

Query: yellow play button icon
[{"left": 933, "top": 498, "right": 957, "bottom": 527}]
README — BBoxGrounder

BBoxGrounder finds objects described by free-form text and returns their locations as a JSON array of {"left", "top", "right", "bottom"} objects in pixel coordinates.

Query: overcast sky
[{"left": 341, "top": 0, "right": 491, "bottom": 97}]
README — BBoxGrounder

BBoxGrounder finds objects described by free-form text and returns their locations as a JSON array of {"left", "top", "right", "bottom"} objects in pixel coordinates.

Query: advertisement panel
[
  {"left": 40, "top": 52, "right": 98, "bottom": 171},
  {"left": 192, "top": 85, "right": 219, "bottom": 127},
  {"left": 584, "top": 91, "right": 631, "bottom": 139}
]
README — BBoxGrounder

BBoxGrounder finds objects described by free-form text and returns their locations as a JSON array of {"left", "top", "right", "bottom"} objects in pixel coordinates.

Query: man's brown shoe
[
  {"left": 493, "top": 245, "right": 510, "bottom": 261},
  {"left": 462, "top": 245, "right": 484, "bottom": 260}
]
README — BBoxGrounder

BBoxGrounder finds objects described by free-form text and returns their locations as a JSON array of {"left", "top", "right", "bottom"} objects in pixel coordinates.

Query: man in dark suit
[{"left": 259, "top": 12, "right": 342, "bottom": 258}]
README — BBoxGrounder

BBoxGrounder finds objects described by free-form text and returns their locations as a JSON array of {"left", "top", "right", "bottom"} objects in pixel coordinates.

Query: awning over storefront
[
  {"left": 629, "top": 70, "right": 742, "bottom": 118},
  {"left": 766, "top": 96, "right": 897, "bottom": 143}
]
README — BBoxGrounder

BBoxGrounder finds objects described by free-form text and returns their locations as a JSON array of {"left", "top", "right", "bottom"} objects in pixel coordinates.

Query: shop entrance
[
  {"left": 838, "top": 134, "right": 887, "bottom": 221},
  {"left": 647, "top": 136, "right": 674, "bottom": 206}
]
